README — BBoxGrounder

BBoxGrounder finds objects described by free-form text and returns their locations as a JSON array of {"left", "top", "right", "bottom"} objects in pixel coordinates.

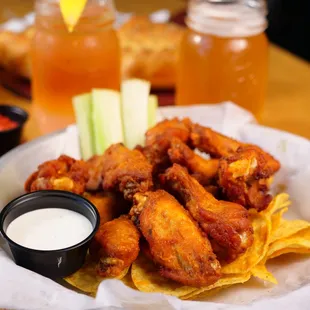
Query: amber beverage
[
  {"left": 176, "top": 0, "right": 268, "bottom": 118},
  {"left": 32, "top": 0, "right": 120, "bottom": 135}
]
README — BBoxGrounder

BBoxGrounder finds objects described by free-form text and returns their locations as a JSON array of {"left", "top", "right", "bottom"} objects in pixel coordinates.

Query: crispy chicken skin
[
  {"left": 130, "top": 190, "right": 221, "bottom": 287},
  {"left": 89, "top": 216, "right": 140, "bottom": 278},
  {"left": 145, "top": 118, "right": 192, "bottom": 146},
  {"left": 24, "top": 155, "right": 89, "bottom": 194},
  {"left": 83, "top": 192, "right": 130, "bottom": 225},
  {"left": 161, "top": 164, "right": 253, "bottom": 262},
  {"left": 190, "top": 124, "right": 280, "bottom": 210},
  {"left": 138, "top": 118, "right": 192, "bottom": 170},
  {"left": 190, "top": 124, "right": 241, "bottom": 158},
  {"left": 219, "top": 145, "right": 281, "bottom": 211},
  {"left": 101, "top": 144, "right": 153, "bottom": 200},
  {"left": 168, "top": 137, "right": 219, "bottom": 186},
  {"left": 85, "top": 155, "right": 105, "bottom": 191}
]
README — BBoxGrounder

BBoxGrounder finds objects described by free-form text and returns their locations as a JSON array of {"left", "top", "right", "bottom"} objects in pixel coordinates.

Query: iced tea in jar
[
  {"left": 32, "top": 0, "right": 121, "bottom": 134},
  {"left": 176, "top": 0, "right": 268, "bottom": 118}
]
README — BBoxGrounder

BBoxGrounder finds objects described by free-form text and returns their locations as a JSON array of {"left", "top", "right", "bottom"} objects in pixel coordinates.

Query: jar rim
[
  {"left": 186, "top": 0, "right": 267, "bottom": 37},
  {"left": 34, "top": 0, "right": 116, "bottom": 32}
]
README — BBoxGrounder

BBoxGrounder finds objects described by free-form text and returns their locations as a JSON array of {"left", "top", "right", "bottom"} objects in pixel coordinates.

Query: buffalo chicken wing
[
  {"left": 168, "top": 137, "right": 219, "bottom": 186},
  {"left": 161, "top": 164, "right": 253, "bottom": 262},
  {"left": 25, "top": 155, "right": 89, "bottom": 194},
  {"left": 83, "top": 192, "right": 130, "bottom": 225},
  {"left": 138, "top": 118, "right": 192, "bottom": 171},
  {"left": 89, "top": 216, "right": 140, "bottom": 278},
  {"left": 190, "top": 124, "right": 241, "bottom": 158},
  {"left": 218, "top": 145, "right": 280, "bottom": 211},
  {"left": 101, "top": 144, "right": 153, "bottom": 200},
  {"left": 130, "top": 190, "right": 221, "bottom": 287}
]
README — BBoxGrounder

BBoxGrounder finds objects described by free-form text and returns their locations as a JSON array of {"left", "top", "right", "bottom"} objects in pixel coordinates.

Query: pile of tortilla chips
[{"left": 64, "top": 193, "right": 310, "bottom": 300}]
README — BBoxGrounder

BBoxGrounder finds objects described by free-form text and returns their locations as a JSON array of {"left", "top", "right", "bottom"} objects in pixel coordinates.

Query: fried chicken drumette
[
  {"left": 161, "top": 164, "right": 254, "bottom": 262},
  {"left": 100, "top": 144, "right": 153, "bottom": 200},
  {"left": 218, "top": 145, "right": 281, "bottom": 211},
  {"left": 168, "top": 137, "right": 219, "bottom": 186},
  {"left": 130, "top": 190, "right": 221, "bottom": 287},
  {"left": 190, "top": 123, "right": 241, "bottom": 158},
  {"left": 24, "top": 155, "right": 89, "bottom": 194},
  {"left": 83, "top": 191, "right": 130, "bottom": 225},
  {"left": 189, "top": 124, "right": 280, "bottom": 211},
  {"left": 90, "top": 216, "right": 140, "bottom": 278},
  {"left": 138, "top": 118, "right": 192, "bottom": 172},
  {"left": 85, "top": 155, "right": 106, "bottom": 191}
]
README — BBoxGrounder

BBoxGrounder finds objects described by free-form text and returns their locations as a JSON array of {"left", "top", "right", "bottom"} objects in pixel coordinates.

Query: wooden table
[{"left": 1, "top": 0, "right": 310, "bottom": 141}]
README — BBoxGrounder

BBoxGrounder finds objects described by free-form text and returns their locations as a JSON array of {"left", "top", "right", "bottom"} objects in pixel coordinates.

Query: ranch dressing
[{"left": 6, "top": 208, "right": 93, "bottom": 250}]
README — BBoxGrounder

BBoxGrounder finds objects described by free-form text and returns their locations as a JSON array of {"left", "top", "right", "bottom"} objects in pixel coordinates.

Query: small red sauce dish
[{"left": 0, "top": 105, "right": 28, "bottom": 156}]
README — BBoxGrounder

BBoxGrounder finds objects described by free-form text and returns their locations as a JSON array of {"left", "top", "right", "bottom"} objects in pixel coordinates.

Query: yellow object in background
[{"left": 59, "top": 0, "right": 88, "bottom": 32}]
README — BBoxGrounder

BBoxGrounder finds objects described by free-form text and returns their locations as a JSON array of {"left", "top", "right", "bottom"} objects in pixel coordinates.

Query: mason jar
[
  {"left": 176, "top": 0, "right": 268, "bottom": 118},
  {"left": 32, "top": 0, "right": 120, "bottom": 134}
]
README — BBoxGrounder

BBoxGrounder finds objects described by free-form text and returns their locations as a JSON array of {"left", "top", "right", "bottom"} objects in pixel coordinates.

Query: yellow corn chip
[
  {"left": 271, "top": 207, "right": 289, "bottom": 234},
  {"left": 270, "top": 219, "right": 310, "bottom": 244},
  {"left": 221, "top": 210, "right": 271, "bottom": 274},
  {"left": 267, "top": 227, "right": 310, "bottom": 259},
  {"left": 64, "top": 255, "right": 129, "bottom": 296},
  {"left": 121, "top": 271, "right": 136, "bottom": 290},
  {"left": 251, "top": 264, "right": 277, "bottom": 284},
  {"left": 261, "top": 193, "right": 290, "bottom": 217},
  {"left": 181, "top": 273, "right": 251, "bottom": 300},
  {"left": 268, "top": 247, "right": 310, "bottom": 260},
  {"left": 131, "top": 255, "right": 197, "bottom": 297},
  {"left": 182, "top": 286, "right": 229, "bottom": 300}
]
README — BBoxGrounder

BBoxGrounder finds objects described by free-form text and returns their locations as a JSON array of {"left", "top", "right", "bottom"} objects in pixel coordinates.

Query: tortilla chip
[
  {"left": 268, "top": 247, "right": 310, "bottom": 260},
  {"left": 221, "top": 210, "right": 271, "bottom": 274},
  {"left": 251, "top": 264, "right": 277, "bottom": 284},
  {"left": 271, "top": 207, "right": 288, "bottom": 234},
  {"left": 269, "top": 219, "right": 310, "bottom": 244},
  {"left": 261, "top": 193, "right": 290, "bottom": 217},
  {"left": 181, "top": 272, "right": 251, "bottom": 300},
  {"left": 64, "top": 255, "right": 129, "bottom": 296},
  {"left": 131, "top": 254, "right": 197, "bottom": 297},
  {"left": 182, "top": 286, "right": 229, "bottom": 300},
  {"left": 121, "top": 270, "right": 137, "bottom": 290},
  {"left": 267, "top": 227, "right": 310, "bottom": 259}
]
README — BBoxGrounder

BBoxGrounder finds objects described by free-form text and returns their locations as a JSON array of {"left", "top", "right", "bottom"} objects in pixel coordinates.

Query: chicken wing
[
  {"left": 101, "top": 144, "right": 153, "bottom": 200},
  {"left": 168, "top": 137, "right": 219, "bottom": 186},
  {"left": 83, "top": 192, "right": 130, "bottom": 225},
  {"left": 130, "top": 190, "right": 221, "bottom": 287},
  {"left": 138, "top": 118, "right": 192, "bottom": 171},
  {"left": 189, "top": 124, "right": 280, "bottom": 210},
  {"left": 25, "top": 155, "right": 89, "bottom": 194},
  {"left": 190, "top": 124, "right": 241, "bottom": 158},
  {"left": 218, "top": 145, "right": 280, "bottom": 211},
  {"left": 161, "top": 164, "right": 253, "bottom": 262},
  {"left": 85, "top": 155, "right": 105, "bottom": 191},
  {"left": 89, "top": 216, "right": 140, "bottom": 278}
]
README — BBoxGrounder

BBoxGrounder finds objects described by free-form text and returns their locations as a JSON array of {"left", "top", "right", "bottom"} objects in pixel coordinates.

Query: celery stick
[
  {"left": 121, "top": 79, "right": 151, "bottom": 149},
  {"left": 92, "top": 89, "right": 124, "bottom": 154},
  {"left": 72, "top": 93, "right": 94, "bottom": 160},
  {"left": 148, "top": 95, "right": 158, "bottom": 129}
]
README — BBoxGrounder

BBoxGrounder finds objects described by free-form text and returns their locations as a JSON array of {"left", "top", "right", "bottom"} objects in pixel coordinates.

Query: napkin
[{"left": 0, "top": 102, "right": 310, "bottom": 309}]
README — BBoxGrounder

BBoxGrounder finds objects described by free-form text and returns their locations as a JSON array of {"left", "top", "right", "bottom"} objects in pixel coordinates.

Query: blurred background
[
  {"left": 1, "top": 0, "right": 309, "bottom": 61},
  {"left": 0, "top": 0, "right": 309, "bottom": 144}
]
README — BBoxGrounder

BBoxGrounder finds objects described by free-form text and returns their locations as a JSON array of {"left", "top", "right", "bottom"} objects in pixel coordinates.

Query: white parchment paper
[{"left": 0, "top": 102, "right": 310, "bottom": 309}]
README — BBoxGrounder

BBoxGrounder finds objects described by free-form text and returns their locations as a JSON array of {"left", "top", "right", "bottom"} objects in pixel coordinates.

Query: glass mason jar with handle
[
  {"left": 176, "top": 0, "right": 268, "bottom": 118},
  {"left": 32, "top": 0, "right": 121, "bottom": 135}
]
